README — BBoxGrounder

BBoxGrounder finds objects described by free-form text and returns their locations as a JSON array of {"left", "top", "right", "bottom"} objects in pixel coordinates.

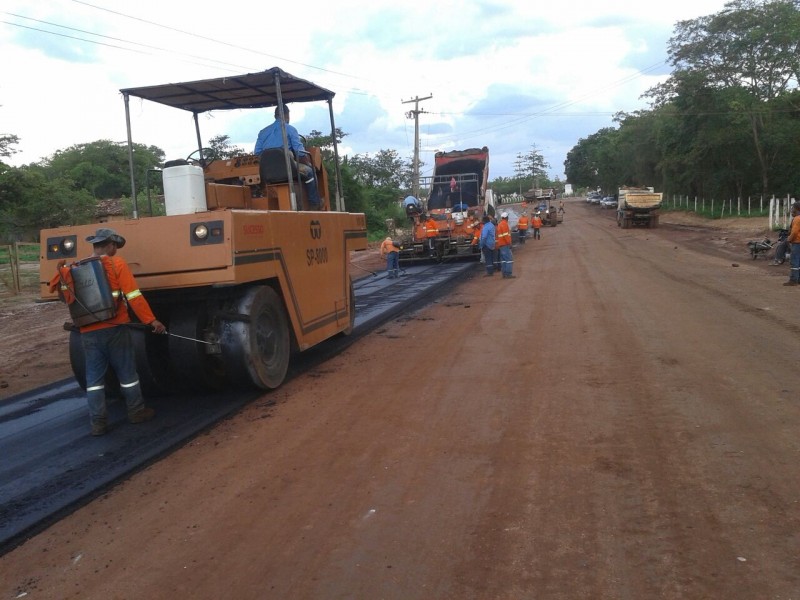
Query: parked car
[
  {"left": 600, "top": 196, "right": 617, "bottom": 209},
  {"left": 589, "top": 194, "right": 603, "bottom": 205}
]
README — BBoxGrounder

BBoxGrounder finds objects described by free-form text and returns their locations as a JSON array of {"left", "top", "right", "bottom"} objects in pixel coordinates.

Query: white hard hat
[{"left": 501, "top": 212, "right": 509, "bottom": 218}]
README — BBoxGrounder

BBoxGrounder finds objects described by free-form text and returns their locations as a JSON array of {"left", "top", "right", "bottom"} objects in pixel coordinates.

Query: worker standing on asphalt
[
  {"left": 50, "top": 228, "right": 166, "bottom": 436},
  {"left": 479, "top": 215, "right": 496, "bottom": 276},
  {"left": 380, "top": 236, "right": 401, "bottom": 279},
  {"left": 783, "top": 201, "right": 800, "bottom": 286},
  {"left": 468, "top": 214, "right": 483, "bottom": 261},
  {"left": 531, "top": 212, "right": 543, "bottom": 240},
  {"left": 496, "top": 212, "right": 515, "bottom": 278},
  {"left": 517, "top": 212, "right": 529, "bottom": 244},
  {"left": 424, "top": 213, "right": 438, "bottom": 258}
]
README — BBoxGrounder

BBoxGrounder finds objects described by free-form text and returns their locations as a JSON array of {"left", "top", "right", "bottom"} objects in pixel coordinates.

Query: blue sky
[{"left": 1, "top": 0, "right": 731, "bottom": 182}]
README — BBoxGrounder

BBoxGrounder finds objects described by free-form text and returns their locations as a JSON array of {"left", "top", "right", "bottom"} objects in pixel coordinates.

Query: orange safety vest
[
  {"left": 788, "top": 214, "right": 800, "bottom": 243},
  {"left": 380, "top": 238, "right": 400, "bottom": 256},
  {"left": 469, "top": 221, "right": 482, "bottom": 245},
  {"left": 518, "top": 216, "right": 529, "bottom": 230},
  {"left": 50, "top": 255, "right": 157, "bottom": 333},
  {"left": 532, "top": 216, "right": 543, "bottom": 228},
  {"left": 425, "top": 218, "right": 438, "bottom": 238},
  {"left": 496, "top": 219, "right": 512, "bottom": 247}
]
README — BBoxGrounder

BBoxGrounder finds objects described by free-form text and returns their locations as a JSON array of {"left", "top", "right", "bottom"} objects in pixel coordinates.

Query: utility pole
[
  {"left": 403, "top": 94, "right": 432, "bottom": 199},
  {"left": 514, "top": 153, "right": 526, "bottom": 194}
]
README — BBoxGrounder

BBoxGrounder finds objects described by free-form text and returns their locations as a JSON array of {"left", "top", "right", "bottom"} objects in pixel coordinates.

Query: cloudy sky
[{"left": 1, "top": 0, "right": 731, "bottom": 182}]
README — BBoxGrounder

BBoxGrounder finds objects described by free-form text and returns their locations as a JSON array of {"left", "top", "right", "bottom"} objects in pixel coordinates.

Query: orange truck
[
  {"left": 399, "top": 147, "right": 493, "bottom": 262},
  {"left": 40, "top": 68, "right": 367, "bottom": 393}
]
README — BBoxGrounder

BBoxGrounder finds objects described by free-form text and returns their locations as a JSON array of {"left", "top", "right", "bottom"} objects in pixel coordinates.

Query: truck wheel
[
  {"left": 221, "top": 286, "right": 290, "bottom": 390},
  {"left": 168, "top": 303, "right": 226, "bottom": 391}
]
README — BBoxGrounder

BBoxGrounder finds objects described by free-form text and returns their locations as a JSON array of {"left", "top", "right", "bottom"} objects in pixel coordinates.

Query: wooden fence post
[{"left": 8, "top": 243, "right": 21, "bottom": 294}]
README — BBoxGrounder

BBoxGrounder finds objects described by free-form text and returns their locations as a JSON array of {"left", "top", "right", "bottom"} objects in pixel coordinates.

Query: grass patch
[
  {"left": 0, "top": 244, "right": 42, "bottom": 296},
  {"left": 0, "top": 243, "right": 40, "bottom": 265}
]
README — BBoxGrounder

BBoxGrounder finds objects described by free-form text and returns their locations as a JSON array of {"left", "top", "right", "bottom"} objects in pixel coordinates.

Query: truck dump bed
[
  {"left": 621, "top": 192, "right": 662, "bottom": 210},
  {"left": 426, "top": 147, "right": 489, "bottom": 210}
]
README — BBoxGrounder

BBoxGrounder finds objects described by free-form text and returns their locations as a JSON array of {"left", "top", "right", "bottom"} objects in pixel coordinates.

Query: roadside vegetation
[
  {"left": 565, "top": 0, "right": 800, "bottom": 208},
  {"left": 0, "top": 128, "right": 557, "bottom": 246}
]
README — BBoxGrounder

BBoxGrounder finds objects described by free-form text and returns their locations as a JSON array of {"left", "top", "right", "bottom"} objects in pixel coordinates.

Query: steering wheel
[{"left": 186, "top": 147, "right": 219, "bottom": 168}]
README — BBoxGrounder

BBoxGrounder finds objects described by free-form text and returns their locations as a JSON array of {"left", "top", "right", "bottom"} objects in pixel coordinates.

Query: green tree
[
  {"left": 654, "top": 0, "right": 800, "bottom": 192},
  {"left": 0, "top": 134, "right": 20, "bottom": 164},
  {"left": 515, "top": 146, "right": 550, "bottom": 187},
  {"left": 42, "top": 140, "right": 164, "bottom": 199},
  {"left": 564, "top": 128, "right": 620, "bottom": 192},
  {"left": 304, "top": 128, "right": 347, "bottom": 163},
  {"left": 341, "top": 151, "right": 410, "bottom": 237},
  {"left": 347, "top": 149, "right": 412, "bottom": 190},
  {"left": 0, "top": 165, "right": 95, "bottom": 239},
  {"left": 208, "top": 134, "right": 245, "bottom": 159}
]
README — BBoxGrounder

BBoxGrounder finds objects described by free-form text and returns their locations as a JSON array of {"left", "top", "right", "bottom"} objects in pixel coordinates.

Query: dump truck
[
  {"left": 398, "top": 147, "right": 492, "bottom": 262},
  {"left": 617, "top": 186, "right": 663, "bottom": 228},
  {"left": 40, "top": 67, "right": 367, "bottom": 394},
  {"left": 523, "top": 188, "right": 556, "bottom": 204}
]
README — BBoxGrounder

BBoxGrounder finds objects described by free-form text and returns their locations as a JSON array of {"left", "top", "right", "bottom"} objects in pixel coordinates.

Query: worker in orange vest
[
  {"left": 517, "top": 212, "right": 529, "bottom": 244},
  {"left": 531, "top": 212, "right": 543, "bottom": 240},
  {"left": 467, "top": 214, "right": 483, "bottom": 261},
  {"left": 49, "top": 228, "right": 166, "bottom": 436},
  {"left": 467, "top": 214, "right": 482, "bottom": 245},
  {"left": 496, "top": 212, "right": 515, "bottom": 278},
  {"left": 380, "top": 236, "right": 401, "bottom": 278},
  {"left": 424, "top": 213, "right": 438, "bottom": 258}
]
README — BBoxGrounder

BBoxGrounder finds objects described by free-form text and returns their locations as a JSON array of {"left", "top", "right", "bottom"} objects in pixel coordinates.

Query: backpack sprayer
[{"left": 59, "top": 257, "right": 213, "bottom": 345}]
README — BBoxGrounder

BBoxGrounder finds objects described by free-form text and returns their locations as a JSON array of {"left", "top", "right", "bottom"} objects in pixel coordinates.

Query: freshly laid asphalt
[{"left": 0, "top": 259, "right": 476, "bottom": 555}]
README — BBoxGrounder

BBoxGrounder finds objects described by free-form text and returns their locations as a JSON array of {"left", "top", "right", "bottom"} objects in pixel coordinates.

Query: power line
[
  {"left": 2, "top": 8, "right": 379, "bottom": 98},
  {"left": 3, "top": 14, "right": 256, "bottom": 73},
  {"left": 69, "top": 0, "right": 363, "bottom": 81}
]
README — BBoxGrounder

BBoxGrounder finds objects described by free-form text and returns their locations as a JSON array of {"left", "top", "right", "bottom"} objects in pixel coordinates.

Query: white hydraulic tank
[{"left": 162, "top": 165, "right": 207, "bottom": 215}]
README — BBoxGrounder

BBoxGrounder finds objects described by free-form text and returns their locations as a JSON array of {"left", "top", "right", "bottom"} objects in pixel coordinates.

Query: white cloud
[{"left": 1, "top": 0, "right": 731, "bottom": 180}]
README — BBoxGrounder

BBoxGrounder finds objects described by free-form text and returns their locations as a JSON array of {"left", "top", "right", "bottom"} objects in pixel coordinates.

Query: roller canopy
[{"left": 120, "top": 67, "right": 335, "bottom": 113}]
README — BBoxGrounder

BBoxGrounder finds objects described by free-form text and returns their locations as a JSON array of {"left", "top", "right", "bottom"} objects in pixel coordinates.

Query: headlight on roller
[
  {"left": 193, "top": 224, "right": 209, "bottom": 240},
  {"left": 189, "top": 220, "right": 223, "bottom": 247}
]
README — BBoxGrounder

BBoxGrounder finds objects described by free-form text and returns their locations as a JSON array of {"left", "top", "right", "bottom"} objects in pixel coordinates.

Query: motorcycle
[
  {"left": 747, "top": 229, "right": 789, "bottom": 261},
  {"left": 747, "top": 237, "right": 774, "bottom": 259}
]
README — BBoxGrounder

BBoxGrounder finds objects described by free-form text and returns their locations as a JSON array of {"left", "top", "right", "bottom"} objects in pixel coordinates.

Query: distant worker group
[
  {"left": 477, "top": 212, "right": 516, "bottom": 278},
  {"left": 392, "top": 196, "right": 557, "bottom": 281}
]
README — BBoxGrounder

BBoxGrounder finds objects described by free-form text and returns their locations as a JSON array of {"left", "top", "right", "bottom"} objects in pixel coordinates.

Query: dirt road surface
[{"left": 2, "top": 201, "right": 799, "bottom": 599}]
